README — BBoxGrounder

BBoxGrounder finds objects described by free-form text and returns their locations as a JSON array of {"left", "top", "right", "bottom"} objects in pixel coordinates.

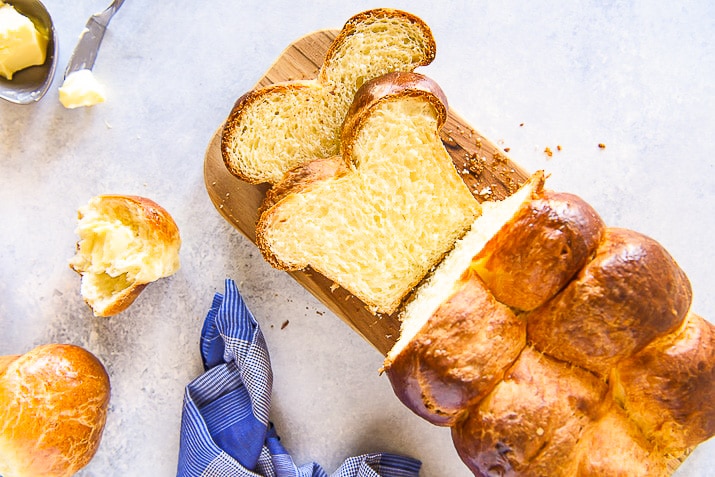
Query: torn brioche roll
[{"left": 69, "top": 195, "right": 181, "bottom": 317}]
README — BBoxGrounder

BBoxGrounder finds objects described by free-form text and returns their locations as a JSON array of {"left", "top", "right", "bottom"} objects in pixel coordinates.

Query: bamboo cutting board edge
[{"left": 204, "top": 29, "right": 530, "bottom": 355}]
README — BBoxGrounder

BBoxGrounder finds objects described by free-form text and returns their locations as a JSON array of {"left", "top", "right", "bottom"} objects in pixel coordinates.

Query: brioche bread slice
[
  {"left": 255, "top": 72, "right": 480, "bottom": 315},
  {"left": 221, "top": 8, "right": 436, "bottom": 185}
]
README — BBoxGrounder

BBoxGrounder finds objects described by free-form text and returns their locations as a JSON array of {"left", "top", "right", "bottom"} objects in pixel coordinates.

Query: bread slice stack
[
  {"left": 219, "top": 8, "right": 715, "bottom": 475},
  {"left": 222, "top": 8, "right": 436, "bottom": 185}
]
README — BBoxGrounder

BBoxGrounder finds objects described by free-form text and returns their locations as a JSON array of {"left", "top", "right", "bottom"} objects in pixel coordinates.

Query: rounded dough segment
[
  {"left": 526, "top": 227, "right": 692, "bottom": 376},
  {"left": 451, "top": 346, "right": 608, "bottom": 477},
  {"left": 385, "top": 268, "right": 525, "bottom": 426},
  {"left": 472, "top": 190, "right": 605, "bottom": 311},
  {"left": 611, "top": 312, "right": 715, "bottom": 455}
]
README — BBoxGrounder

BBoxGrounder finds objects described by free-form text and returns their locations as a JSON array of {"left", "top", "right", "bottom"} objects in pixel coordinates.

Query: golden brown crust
[
  {"left": 384, "top": 269, "right": 525, "bottom": 426},
  {"left": 87, "top": 195, "right": 181, "bottom": 248},
  {"left": 473, "top": 189, "right": 605, "bottom": 311},
  {"left": 526, "top": 227, "right": 692, "bottom": 376},
  {"left": 611, "top": 312, "right": 715, "bottom": 454},
  {"left": 90, "top": 283, "right": 148, "bottom": 317},
  {"left": 341, "top": 71, "right": 448, "bottom": 161},
  {"left": 0, "top": 344, "right": 110, "bottom": 477},
  {"left": 259, "top": 156, "right": 350, "bottom": 216},
  {"left": 451, "top": 346, "right": 608, "bottom": 477},
  {"left": 575, "top": 403, "right": 670, "bottom": 477}
]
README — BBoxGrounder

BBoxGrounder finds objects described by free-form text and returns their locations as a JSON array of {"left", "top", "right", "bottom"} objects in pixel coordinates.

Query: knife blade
[{"left": 64, "top": 0, "right": 125, "bottom": 79}]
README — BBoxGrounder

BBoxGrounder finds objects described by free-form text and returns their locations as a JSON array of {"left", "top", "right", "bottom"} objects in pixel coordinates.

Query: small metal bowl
[{"left": 0, "top": 0, "right": 58, "bottom": 104}]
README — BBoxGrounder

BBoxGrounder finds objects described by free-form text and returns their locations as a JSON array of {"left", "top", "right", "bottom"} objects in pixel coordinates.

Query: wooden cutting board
[{"left": 204, "top": 29, "right": 530, "bottom": 356}]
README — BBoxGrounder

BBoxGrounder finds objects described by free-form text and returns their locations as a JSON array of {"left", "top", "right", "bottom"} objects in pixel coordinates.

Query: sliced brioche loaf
[
  {"left": 221, "top": 8, "right": 436, "bottom": 185},
  {"left": 382, "top": 169, "right": 712, "bottom": 474},
  {"left": 255, "top": 72, "right": 480, "bottom": 315}
]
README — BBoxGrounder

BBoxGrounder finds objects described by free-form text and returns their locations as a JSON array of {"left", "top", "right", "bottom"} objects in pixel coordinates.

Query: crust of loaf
[
  {"left": 260, "top": 156, "right": 350, "bottom": 216},
  {"left": 472, "top": 189, "right": 605, "bottom": 311},
  {"left": 611, "top": 312, "right": 715, "bottom": 454},
  {"left": 221, "top": 8, "right": 436, "bottom": 185},
  {"left": 382, "top": 173, "right": 547, "bottom": 425},
  {"left": 0, "top": 344, "right": 110, "bottom": 477},
  {"left": 451, "top": 346, "right": 608, "bottom": 477},
  {"left": 256, "top": 72, "right": 480, "bottom": 315},
  {"left": 385, "top": 268, "right": 525, "bottom": 426},
  {"left": 575, "top": 403, "right": 670, "bottom": 477},
  {"left": 527, "top": 227, "right": 692, "bottom": 376},
  {"left": 69, "top": 195, "right": 181, "bottom": 317}
]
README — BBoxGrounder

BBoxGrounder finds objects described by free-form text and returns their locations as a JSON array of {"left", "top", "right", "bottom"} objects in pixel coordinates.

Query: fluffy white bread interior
[
  {"left": 259, "top": 97, "right": 479, "bottom": 315},
  {"left": 388, "top": 176, "right": 540, "bottom": 361}
]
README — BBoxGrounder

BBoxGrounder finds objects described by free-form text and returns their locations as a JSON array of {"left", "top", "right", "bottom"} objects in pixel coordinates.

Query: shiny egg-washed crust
[
  {"left": 386, "top": 268, "right": 525, "bottom": 426},
  {"left": 384, "top": 180, "right": 713, "bottom": 475},
  {"left": 451, "top": 346, "right": 609, "bottom": 477},
  {"left": 0, "top": 344, "right": 110, "bottom": 477},
  {"left": 527, "top": 227, "right": 692, "bottom": 377},
  {"left": 612, "top": 311, "right": 715, "bottom": 454},
  {"left": 472, "top": 190, "right": 605, "bottom": 311},
  {"left": 384, "top": 179, "right": 604, "bottom": 426},
  {"left": 221, "top": 8, "right": 436, "bottom": 185}
]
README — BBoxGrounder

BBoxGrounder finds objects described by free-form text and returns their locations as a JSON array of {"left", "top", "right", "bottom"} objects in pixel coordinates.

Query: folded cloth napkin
[{"left": 177, "top": 278, "right": 422, "bottom": 477}]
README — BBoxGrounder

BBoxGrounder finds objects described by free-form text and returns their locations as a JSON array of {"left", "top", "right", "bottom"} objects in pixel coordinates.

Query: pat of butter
[
  {"left": 59, "top": 69, "right": 107, "bottom": 109},
  {"left": 0, "top": 1, "right": 48, "bottom": 80}
]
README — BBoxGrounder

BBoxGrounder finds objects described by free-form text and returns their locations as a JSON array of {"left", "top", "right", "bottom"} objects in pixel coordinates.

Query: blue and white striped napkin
[{"left": 177, "top": 278, "right": 422, "bottom": 477}]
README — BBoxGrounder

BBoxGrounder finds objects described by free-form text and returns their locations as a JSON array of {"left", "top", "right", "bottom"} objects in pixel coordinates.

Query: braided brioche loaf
[
  {"left": 384, "top": 174, "right": 714, "bottom": 476},
  {"left": 221, "top": 8, "right": 436, "bottom": 185}
]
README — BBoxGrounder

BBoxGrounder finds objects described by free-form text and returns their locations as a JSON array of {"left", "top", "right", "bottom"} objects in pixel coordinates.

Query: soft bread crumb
[
  {"left": 258, "top": 91, "right": 479, "bottom": 315},
  {"left": 222, "top": 9, "right": 436, "bottom": 184}
]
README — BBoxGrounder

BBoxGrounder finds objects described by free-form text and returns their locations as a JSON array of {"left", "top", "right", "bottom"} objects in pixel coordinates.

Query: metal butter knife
[{"left": 64, "top": 0, "right": 125, "bottom": 78}]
